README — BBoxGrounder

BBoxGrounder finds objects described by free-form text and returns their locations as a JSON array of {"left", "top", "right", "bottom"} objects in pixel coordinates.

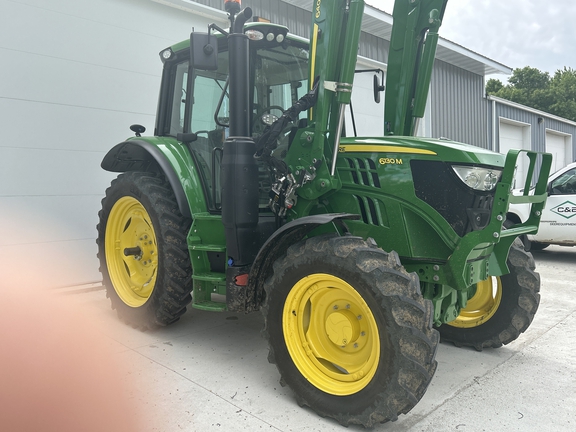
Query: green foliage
[
  {"left": 508, "top": 66, "right": 550, "bottom": 90},
  {"left": 485, "top": 78, "right": 503, "bottom": 95},
  {"left": 486, "top": 66, "right": 576, "bottom": 122},
  {"left": 550, "top": 67, "right": 576, "bottom": 121}
]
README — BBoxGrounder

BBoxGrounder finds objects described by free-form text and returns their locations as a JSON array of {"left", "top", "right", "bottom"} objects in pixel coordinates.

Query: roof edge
[
  {"left": 438, "top": 38, "right": 511, "bottom": 76},
  {"left": 488, "top": 95, "right": 576, "bottom": 127},
  {"left": 364, "top": 3, "right": 511, "bottom": 75},
  {"left": 150, "top": 0, "right": 229, "bottom": 22}
]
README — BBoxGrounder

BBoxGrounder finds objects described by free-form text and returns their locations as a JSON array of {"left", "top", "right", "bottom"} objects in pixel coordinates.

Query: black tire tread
[
  {"left": 439, "top": 239, "right": 540, "bottom": 350},
  {"left": 96, "top": 171, "right": 193, "bottom": 330},
  {"left": 262, "top": 235, "right": 438, "bottom": 427}
]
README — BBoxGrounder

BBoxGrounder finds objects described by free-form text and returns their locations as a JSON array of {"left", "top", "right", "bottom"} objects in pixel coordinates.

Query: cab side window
[{"left": 169, "top": 61, "right": 189, "bottom": 136}]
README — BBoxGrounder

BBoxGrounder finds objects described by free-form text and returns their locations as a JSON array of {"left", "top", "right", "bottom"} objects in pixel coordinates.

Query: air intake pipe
[{"left": 222, "top": 5, "right": 259, "bottom": 269}]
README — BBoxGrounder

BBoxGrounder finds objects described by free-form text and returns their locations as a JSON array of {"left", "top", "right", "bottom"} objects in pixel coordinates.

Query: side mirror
[
  {"left": 373, "top": 74, "right": 385, "bottom": 103},
  {"left": 190, "top": 32, "right": 218, "bottom": 70}
]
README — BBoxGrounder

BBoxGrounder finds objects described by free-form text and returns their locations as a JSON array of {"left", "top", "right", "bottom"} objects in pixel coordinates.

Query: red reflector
[
  {"left": 224, "top": 0, "right": 241, "bottom": 4},
  {"left": 234, "top": 273, "right": 249, "bottom": 286}
]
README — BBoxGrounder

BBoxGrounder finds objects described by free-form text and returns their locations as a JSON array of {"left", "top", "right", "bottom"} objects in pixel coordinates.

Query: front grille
[{"left": 411, "top": 160, "right": 496, "bottom": 237}]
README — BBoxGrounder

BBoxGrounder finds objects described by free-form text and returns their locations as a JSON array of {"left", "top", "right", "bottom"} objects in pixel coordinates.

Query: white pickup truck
[{"left": 507, "top": 161, "right": 576, "bottom": 250}]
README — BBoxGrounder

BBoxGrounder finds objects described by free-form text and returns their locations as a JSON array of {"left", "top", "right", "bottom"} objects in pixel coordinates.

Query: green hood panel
[{"left": 339, "top": 136, "right": 506, "bottom": 167}]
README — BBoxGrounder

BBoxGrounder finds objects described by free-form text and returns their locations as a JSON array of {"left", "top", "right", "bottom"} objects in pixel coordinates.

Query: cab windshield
[{"left": 166, "top": 37, "right": 309, "bottom": 210}]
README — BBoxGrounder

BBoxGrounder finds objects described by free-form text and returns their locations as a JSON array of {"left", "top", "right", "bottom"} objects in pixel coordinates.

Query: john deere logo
[{"left": 551, "top": 201, "right": 576, "bottom": 219}]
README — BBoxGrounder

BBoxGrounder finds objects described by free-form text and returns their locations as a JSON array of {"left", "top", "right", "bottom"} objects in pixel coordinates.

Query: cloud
[{"left": 367, "top": 0, "right": 576, "bottom": 75}]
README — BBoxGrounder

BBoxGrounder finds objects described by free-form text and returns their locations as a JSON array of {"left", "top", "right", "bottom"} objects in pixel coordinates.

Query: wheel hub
[{"left": 325, "top": 310, "right": 360, "bottom": 347}]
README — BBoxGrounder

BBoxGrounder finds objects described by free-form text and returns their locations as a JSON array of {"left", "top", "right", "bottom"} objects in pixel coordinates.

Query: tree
[
  {"left": 507, "top": 66, "right": 549, "bottom": 90},
  {"left": 549, "top": 67, "right": 576, "bottom": 121},
  {"left": 486, "top": 78, "right": 503, "bottom": 95},
  {"left": 486, "top": 66, "right": 576, "bottom": 122}
]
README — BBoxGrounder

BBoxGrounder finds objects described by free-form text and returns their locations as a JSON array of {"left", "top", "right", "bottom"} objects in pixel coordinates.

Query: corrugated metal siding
[
  {"left": 191, "top": 0, "right": 387, "bottom": 58},
  {"left": 493, "top": 104, "right": 540, "bottom": 153},
  {"left": 359, "top": 32, "right": 389, "bottom": 63},
  {"left": 492, "top": 103, "right": 576, "bottom": 161},
  {"left": 193, "top": 0, "right": 312, "bottom": 37},
  {"left": 430, "top": 60, "right": 489, "bottom": 148}
]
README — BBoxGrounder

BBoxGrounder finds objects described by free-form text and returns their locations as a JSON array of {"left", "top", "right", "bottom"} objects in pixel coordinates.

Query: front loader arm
[
  {"left": 284, "top": 0, "right": 365, "bottom": 202},
  {"left": 308, "top": 0, "right": 365, "bottom": 163},
  {"left": 384, "top": 0, "right": 448, "bottom": 136}
]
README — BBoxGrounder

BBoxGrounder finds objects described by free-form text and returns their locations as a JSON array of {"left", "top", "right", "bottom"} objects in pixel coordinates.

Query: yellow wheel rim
[
  {"left": 283, "top": 273, "right": 380, "bottom": 396},
  {"left": 105, "top": 197, "right": 158, "bottom": 307},
  {"left": 448, "top": 276, "right": 502, "bottom": 328}
]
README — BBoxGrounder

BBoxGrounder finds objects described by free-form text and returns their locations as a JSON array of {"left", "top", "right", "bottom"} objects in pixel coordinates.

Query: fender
[
  {"left": 242, "top": 213, "right": 360, "bottom": 312},
  {"left": 101, "top": 138, "right": 207, "bottom": 218}
]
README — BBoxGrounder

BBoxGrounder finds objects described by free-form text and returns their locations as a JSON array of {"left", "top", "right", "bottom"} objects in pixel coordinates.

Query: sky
[{"left": 366, "top": 0, "right": 576, "bottom": 80}]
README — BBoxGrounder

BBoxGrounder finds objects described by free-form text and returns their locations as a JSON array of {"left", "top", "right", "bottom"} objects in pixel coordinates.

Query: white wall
[{"left": 0, "top": 0, "right": 221, "bottom": 289}]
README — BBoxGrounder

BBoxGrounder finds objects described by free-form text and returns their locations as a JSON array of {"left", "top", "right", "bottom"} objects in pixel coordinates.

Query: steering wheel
[{"left": 253, "top": 105, "right": 286, "bottom": 135}]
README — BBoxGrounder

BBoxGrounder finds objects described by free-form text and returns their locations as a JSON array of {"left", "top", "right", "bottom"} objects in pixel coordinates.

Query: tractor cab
[{"left": 155, "top": 25, "right": 309, "bottom": 212}]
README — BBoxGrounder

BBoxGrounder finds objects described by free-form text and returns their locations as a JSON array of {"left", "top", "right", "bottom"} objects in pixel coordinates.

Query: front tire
[
  {"left": 438, "top": 239, "right": 540, "bottom": 350},
  {"left": 262, "top": 235, "right": 438, "bottom": 427},
  {"left": 97, "top": 171, "right": 193, "bottom": 329}
]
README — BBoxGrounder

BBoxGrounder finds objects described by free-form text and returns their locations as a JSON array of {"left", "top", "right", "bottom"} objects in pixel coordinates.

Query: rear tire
[
  {"left": 438, "top": 239, "right": 540, "bottom": 350},
  {"left": 96, "top": 171, "right": 193, "bottom": 330},
  {"left": 262, "top": 235, "right": 438, "bottom": 427}
]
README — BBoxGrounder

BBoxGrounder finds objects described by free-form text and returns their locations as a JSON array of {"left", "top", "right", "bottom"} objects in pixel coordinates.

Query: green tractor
[{"left": 97, "top": 0, "right": 551, "bottom": 426}]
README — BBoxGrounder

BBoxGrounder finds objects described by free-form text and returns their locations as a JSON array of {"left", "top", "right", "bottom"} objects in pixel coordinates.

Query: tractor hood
[{"left": 339, "top": 136, "right": 506, "bottom": 168}]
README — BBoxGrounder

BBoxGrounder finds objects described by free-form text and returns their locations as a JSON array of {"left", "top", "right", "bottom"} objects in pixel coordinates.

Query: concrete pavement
[{"left": 65, "top": 245, "right": 576, "bottom": 431}]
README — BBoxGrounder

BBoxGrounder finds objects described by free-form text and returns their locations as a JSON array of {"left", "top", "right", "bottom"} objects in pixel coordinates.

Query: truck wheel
[
  {"left": 438, "top": 239, "right": 540, "bottom": 350},
  {"left": 97, "top": 171, "right": 193, "bottom": 329},
  {"left": 529, "top": 241, "right": 549, "bottom": 251},
  {"left": 262, "top": 235, "right": 438, "bottom": 427}
]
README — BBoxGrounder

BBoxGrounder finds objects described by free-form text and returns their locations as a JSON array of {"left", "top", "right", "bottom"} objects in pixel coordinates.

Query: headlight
[
  {"left": 245, "top": 29, "right": 264, "bottom": 41},
  {"left": 161, "top": 49, "right": 173, "bottom": 60},
  {"left": 452, "top": 165, "right": 502, "bottom": 191}
]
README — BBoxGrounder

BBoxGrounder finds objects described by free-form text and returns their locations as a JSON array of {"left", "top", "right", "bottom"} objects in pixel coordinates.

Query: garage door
[
  {"left": 499, "top": 121, "right": 530, "bottom": 188},
  {"left": 546, "top": 131, "right": 569, "bottom": 173}
]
